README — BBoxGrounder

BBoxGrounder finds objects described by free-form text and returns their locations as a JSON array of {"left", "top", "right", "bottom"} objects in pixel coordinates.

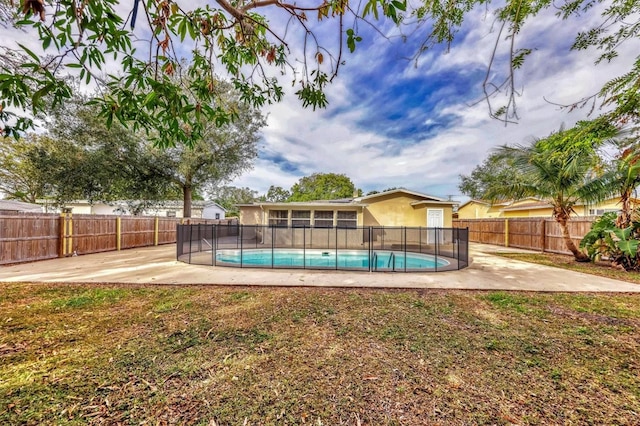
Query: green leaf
[
  {"left": 17, "top": 44, "right": 41, "bottom": 62},
  {"left": 391, "top": 0, "right": 406, "bottom": 11},
  {"left": 618, "top": 239, "right": 638, "bottom": 257}
]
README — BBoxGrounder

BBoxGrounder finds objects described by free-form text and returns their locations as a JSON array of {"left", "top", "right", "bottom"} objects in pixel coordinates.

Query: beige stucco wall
[
  {"left": 457, "top": 202, "right": 504, "bottom": 219},
  {"left": 363, "top": 194, "right": 423, "bottom": 226},
  {"left": 503, "top": 208, "right": 554, "bottom": 218},
  {"left": 363, "top": 193, "right": 454, "bottom": 227},
  {"left": 238, "top": 194, "right": 455, "bottom": 227},
  {"left": 583, "top": 198, "right": 626, "bottom": 215},
  {"left": 239, "top": 206, "right": 263, "bottom": 225}
]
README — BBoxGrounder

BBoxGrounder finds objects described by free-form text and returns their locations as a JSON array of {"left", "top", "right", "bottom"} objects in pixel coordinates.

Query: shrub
[{"left": 580, "top": 212, "right": 640, "bottom": 271}]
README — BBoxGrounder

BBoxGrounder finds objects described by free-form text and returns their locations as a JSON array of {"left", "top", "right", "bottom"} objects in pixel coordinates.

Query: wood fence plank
[
  {"left": 1, "top": 213, "right": 237, "bottom": 265},
  {"left": 453, "top": 217, "right": 597, "bottom": 255}
]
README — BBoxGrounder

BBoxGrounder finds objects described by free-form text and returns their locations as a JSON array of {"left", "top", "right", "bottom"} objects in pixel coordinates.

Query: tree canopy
[
  {"left": 161, "top": 80, "right": 265, "bottom": 216},
  {"left": 459, "top": 153, "right": 523, "bottom": 200},
  {"left": 263, "top": 185, "right": 291, "bottom": 202},
  {"left": 0, "top": 0, "right": 638, "bottom": 145},
  {"left": 0, "top": 95, "right": 181, "bottom": 209},
  {"left": 0, "top": 85, "right": 263, "bottom": 217},
  {"left": 462, "top": 120, "right": 620, "bottom": 261},
  {"left": 209, "top": 186, "right": 259, "bottom": 216},
  {"left": 288, "top": 173, "right": 357, "bottom": 202}
]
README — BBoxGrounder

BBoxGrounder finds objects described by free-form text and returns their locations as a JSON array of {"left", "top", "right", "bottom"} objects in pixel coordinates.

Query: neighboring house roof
[
  {"left": 37, "top": 199, "right": 206, "bottom": 209},
  {"left": 458, "top": 199, "right": 511, "bottom": 209},
  {"left": 501, "top": 202, "right": 554, "bottom": 212},
  {"left": 0, "top": 199, "right": 43, "bottom": 212},
  {"left": 204, "top": 202, "right": 227, "bottom": 212},
  {"left": 500, "top": 197, "right": 639, "bottom": 212}
]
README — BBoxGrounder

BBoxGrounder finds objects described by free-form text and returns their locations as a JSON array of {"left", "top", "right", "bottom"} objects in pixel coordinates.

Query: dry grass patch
[{"left": 1, "top": 283, "right": 639, "bottom": 425}]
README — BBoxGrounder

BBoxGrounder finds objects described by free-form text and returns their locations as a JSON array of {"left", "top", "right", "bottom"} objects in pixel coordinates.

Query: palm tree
[
  {"left": 486, "top": 122, "right": 617, "bottom": 261},
  {"left": 604, "top": 143, "right": 640, "bottom": 228}
]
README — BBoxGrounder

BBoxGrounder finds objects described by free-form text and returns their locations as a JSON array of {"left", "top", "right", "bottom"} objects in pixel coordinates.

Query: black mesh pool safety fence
[{"left": 177, "top": 224, "right": 469, "bottom": 272}]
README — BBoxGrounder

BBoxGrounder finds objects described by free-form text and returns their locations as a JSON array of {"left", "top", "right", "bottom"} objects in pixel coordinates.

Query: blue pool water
[{"left": 215, "top": 249, "right": 449, "bottom": 271}]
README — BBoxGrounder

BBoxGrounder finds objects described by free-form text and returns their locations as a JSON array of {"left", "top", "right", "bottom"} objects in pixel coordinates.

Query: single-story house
[
  {"left": 0, "top": 199, "right": 44, "bottom": 213},
  {"left": 237, "top": 188, "right": 458, "bottom": 228},
  {"left": 457, "top": 197, "right": 636, "bottom": 219},
  {"left": 38, "top": 200, "right": 207, "bottom": 218},
  {"left": 202, "top": 202, "right": 227, "bottom": 220}
]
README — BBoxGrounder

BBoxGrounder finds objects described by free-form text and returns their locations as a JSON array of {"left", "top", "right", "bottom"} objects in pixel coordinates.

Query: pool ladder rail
[{"left": 371, "top": 252, "right": 396, "bottom": 272}]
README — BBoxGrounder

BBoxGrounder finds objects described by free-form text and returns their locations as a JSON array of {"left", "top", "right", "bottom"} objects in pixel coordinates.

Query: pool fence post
[
  {"left": 176, "top": 223, "right": 180, "bottom": 260},
  {"left": 240, "top": 225, "right": 243, "bottom": 268},
  {"left": 213, "top": 224, "right": 217, "bottom": 266},
  {"left": 197, "top": 223, "right": 202, "bottom": 252},
  {"left": 335, "top": 226, "right": 338, "bottom": 270},
  {"left": 454, "top": 227, "right": 458, "bottom": 268},
  {"left": 188, "top": 224, "right": 192, "bottom": 264},
  {"left": 435, "top": 228, "right": 438, "bottom": 272},
  {"left": 369, "top": 227, "right": 373, "bottom": 272},
  {"left": 303, "top": 225, "right": 306, "bottom": 270},
  {"left": 404, "top": 227, "right": 407, "bottom": 272},
  {"left": 271, "top": 226, "right": 274, "bottom": 269}
]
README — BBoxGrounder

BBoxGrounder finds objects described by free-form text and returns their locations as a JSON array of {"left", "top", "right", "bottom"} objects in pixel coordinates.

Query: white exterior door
[
  {"left": 427, "top": 209, "right": 444, "bottom": 244},
  {"left": 427, "top": 209, "right": 444, "bottom": 227}
]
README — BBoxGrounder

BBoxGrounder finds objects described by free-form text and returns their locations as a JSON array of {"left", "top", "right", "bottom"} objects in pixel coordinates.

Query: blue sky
[
  {"left": 1, "top": 1, "right": 638, "bottom": 202},
  {"left": 226, "top": 3, "right": 640, "bottom": 201}
]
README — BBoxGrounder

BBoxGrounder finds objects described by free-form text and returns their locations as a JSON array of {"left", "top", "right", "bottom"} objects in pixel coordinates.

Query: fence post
[
  {"left": 504, "top": 219, "right": 509, "bottom": 247},
  {"left": 116, "top": 217, "right": 122, "bottom": 251},
  {"left": 59, "top": 212, "right": 66, "bottom": 257},
  {"left": 154, "top": 216, "right": 159, "bottom": 246},
  {"left": 67, "top": 213, "right": 73, "bottom": 255},
  {"left": 540, "top": 220, "right": 546, "bottom": 252}
]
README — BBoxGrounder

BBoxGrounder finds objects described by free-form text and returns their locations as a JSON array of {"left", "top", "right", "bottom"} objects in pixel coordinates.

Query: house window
[
  {"left": 589, "top": 208, "right": 619, "bottom": 216},
  {"left": 166, "top": 211, "right": 176, "bottom": 217},
  {"left": 268, "top": 210, "right": 288, "bottom": 227},
  {"left": 337, "top": 211, "right": 357, "bottom": 228},
  {"left": 291, "top": 210, "right": 311, "bottom": 227},
  {"left": 215, "top": 213, "right": 220, "bottom": 219},
  {"left": 314, "top": 211, "right": 334, "bottom": 228}
]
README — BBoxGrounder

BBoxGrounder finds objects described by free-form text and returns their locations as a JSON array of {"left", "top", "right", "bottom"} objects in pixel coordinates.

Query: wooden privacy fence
[
  {"left": 453, "top": 217, "right": 597, "bottom": 255},
  {"left": 0, "top": 213, "right": 237, "bottom": 265}
]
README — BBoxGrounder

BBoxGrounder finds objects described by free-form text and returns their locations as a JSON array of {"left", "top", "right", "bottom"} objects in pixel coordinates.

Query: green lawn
[{"left": 1, "top": 283, "right": 639, "bottom": 425}]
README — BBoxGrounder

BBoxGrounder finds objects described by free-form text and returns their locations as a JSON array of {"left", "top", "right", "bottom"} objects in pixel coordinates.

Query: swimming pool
[{"left": 215, "top": 249, "right": 450, "bottom": 271}]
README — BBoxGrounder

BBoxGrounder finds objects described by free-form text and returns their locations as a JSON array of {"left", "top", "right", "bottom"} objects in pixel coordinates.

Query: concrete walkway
[{"left": 0, "top": 243, "right": 639, "bottom": 292}]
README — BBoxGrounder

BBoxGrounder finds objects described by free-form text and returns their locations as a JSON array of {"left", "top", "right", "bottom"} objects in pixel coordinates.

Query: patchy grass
[
  {"left": 1, "top": 283, "right": 640, "bottom": 425},
  {"left": 494, "top": 252, "right": 640, "bottom": 284}
]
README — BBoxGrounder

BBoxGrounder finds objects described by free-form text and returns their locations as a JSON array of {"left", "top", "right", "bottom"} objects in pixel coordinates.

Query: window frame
[
  {"left": 291, "top": 210, "right": 311, "bottom": 227},
  {"left": 336, "top": 210, "right": 357, "bottom": 228},
  {"left": 268, "top": 209, "right": 289, "bottom": 227},
  {"left": 314, "top": 210, "right": 334, "bottom": 228}
]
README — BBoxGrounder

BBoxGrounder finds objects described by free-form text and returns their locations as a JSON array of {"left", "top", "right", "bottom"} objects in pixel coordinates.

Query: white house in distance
[
  {"left": 39, "top": 200, "right": 211, "bottom": 218},
  {"left": 0, "top": 199, "right": 44, "bottom": 213},
  {"left": 202, "top": 202, "right": 226, "bottom": 220}
]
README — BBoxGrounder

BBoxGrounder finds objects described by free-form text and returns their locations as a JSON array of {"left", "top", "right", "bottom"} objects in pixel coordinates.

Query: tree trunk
[
  {"left": 183, "top": 185, "right": 192, "bottom": 218},
  {"left": 557, "top": 217, "right": 589, "bottom": 262},
  {"left": 616, "top": 189, "right": 633, "bottom": 228}
]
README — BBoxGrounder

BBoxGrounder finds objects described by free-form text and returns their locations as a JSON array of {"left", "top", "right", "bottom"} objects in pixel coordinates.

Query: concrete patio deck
[{"left": 1, "top": 243, "right": 639, "bottom": 292}]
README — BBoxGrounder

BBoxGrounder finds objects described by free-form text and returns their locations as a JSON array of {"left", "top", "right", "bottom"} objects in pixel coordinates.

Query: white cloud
[
  {"left": 231, "top": 3, "right": 640, "bottom": 200},
  {"left": 4, "top": 2, "right": 639, "bottom": 202}
]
